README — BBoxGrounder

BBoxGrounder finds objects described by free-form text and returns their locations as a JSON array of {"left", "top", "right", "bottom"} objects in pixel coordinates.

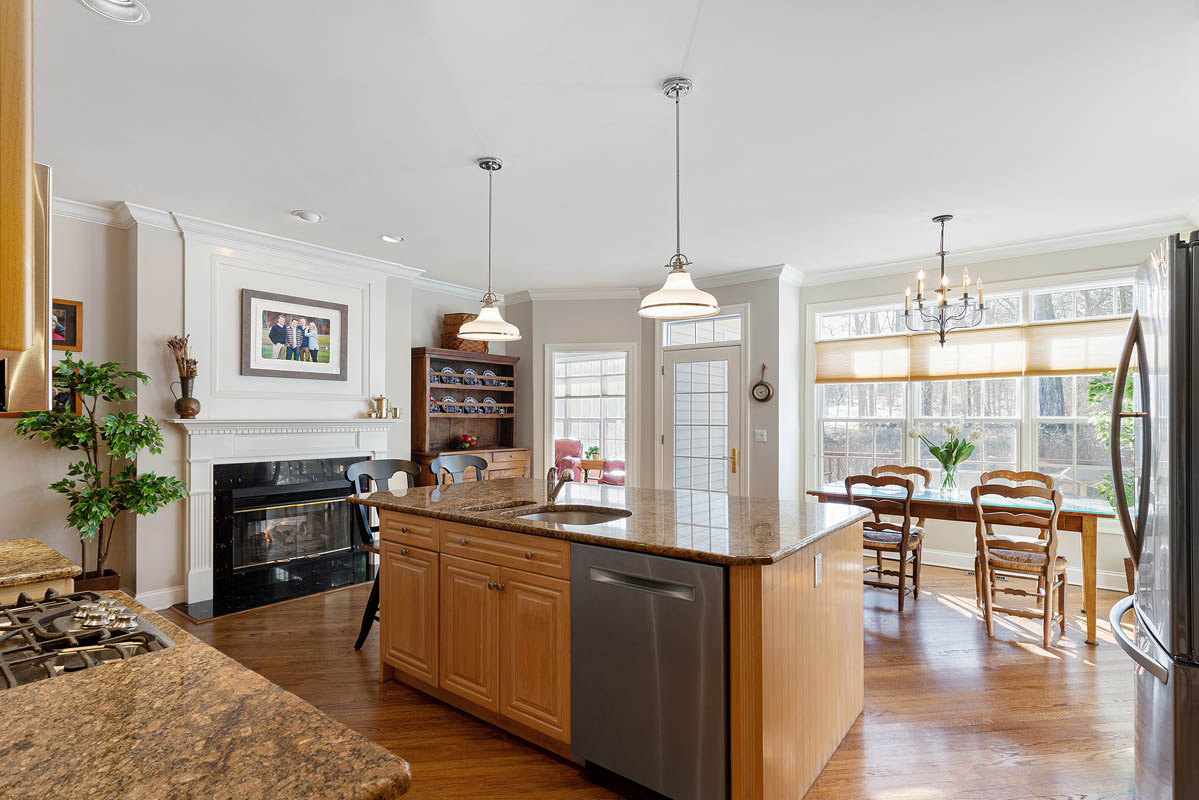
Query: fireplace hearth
[{"left": 172, "top": 456, "right": 368, "bottom": 620}]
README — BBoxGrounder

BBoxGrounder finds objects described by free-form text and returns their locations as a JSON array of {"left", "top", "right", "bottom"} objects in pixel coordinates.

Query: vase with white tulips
[{"left": 908, "top": 421, "right": 983, "bottom": 493}]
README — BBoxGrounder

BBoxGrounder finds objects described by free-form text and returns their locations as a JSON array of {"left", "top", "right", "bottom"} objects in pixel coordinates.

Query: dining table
[{"left": 807, "top": 483, "right": 1116, "bottom": 644}]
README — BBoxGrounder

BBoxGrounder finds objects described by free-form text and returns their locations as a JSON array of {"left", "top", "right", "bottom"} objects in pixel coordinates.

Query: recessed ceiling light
[
  {"left": 380, "top": 234, "right": 406, "bottom": 244},
  {"left": 291, "top": 210, "right": 322, "bottom": 223},
  {"left": 75, "top": 0, "right": 149, "bottom": 24}
]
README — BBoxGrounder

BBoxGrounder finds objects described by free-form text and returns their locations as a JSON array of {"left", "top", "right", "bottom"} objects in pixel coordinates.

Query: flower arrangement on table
[
  {"left": 456, "top": 433, "right": 478, "bottom": 450},
  {"left": 908, "top": 421, "right": 982, "bottom": 493}
]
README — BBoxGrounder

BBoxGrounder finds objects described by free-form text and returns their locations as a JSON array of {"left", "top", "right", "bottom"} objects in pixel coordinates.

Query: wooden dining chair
[
  {"left": 846, "top": 474, "right": 923, "bottom": 611},
  {"left": 346, "top": 459, "right": 421, "bottom": 650},
  {"left": 429, "top": 454, "right": 488, "bottom": 486},
  {"left": 977, "top": 470, "right": 1055, "bottom": 605},
  {"left": 971, "top": 483, "right": 1067, "bottom": 647}
]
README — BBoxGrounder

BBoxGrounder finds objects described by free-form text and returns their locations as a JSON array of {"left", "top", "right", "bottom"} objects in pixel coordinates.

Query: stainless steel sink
[{"left": 507, "top": 506, "right": 631, "bottom": 525}]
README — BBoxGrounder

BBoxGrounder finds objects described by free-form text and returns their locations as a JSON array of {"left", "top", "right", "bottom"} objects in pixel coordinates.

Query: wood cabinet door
[
  {"left": 499, "top": 567, "right": 571, "bottom": 742},
  {"left": 379, "top": 541, "right": 438, "bottom": 685},
  {"left": 439, "top": 554, "right": 501, "bottom": 711}
]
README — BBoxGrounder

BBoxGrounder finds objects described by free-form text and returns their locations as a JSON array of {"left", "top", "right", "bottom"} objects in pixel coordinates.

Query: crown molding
[
  {"left": 52, "top": 197, "right": 125, "bottom": 227},
  {"left": 413, "top": 275, "right": 498, "bottom": 303},
  {"left": 117, "top": 202, "right": 180, "bottom": 232},
  {"left": 505, "top": 287, "right": 641, "bottom": 304},
  {"left": 802, "top": 217, "right": 1193, "bottom": 286},
  {"left": 171, "top": 211, "right": 424, "bottom": 280}
]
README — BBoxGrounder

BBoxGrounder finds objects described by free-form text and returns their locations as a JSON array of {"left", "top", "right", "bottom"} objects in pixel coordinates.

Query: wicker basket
[
  {"left": 440, "top": 332, "right": 488, "bottom": 353},
  {"left": 442, "top": 312, "right": 478, "bottom": 328}
]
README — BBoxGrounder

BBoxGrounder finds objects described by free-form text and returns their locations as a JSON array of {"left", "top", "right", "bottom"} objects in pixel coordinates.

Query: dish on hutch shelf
[
  {"left": 463, "top": 396, "right": 479, "bottom": 414},
  {"left": 481, "top": 369, "right": 498, "bottom": 386},
  {"left": 462, "top": 368, "right": 480, "bottom": 385},
  {"left": 482, "top": 396, "right": 498, "bottom": 413},
  {"left": 441, "top": 395, "right": 459, "bottom": 413},
  {"left": 439, "top": 366, "right": 459, "bottom": 384},
  {"left": 429, "top": 400, "right": 442, "bottom": 414}
]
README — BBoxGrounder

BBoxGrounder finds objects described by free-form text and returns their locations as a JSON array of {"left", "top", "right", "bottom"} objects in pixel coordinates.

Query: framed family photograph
[
  {"left": 52, "top": 299, "right": 82, "bottom": 352},
  {"left": 240, "top": 289, "right": 349, "bottom": 381}
]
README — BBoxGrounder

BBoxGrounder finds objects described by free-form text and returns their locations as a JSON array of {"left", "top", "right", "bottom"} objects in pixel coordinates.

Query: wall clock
[{"left": 751, "top": 363, "right": 774, "bottom": 402}]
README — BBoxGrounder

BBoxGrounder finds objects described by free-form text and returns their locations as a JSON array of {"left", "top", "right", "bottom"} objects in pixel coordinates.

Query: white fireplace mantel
[{"left": 171, "top": 417, "right": 399, "bottom": 605}]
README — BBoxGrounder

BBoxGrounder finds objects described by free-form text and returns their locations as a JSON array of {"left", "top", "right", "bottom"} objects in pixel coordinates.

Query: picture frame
[
  {"left": 51, "top": 299, "right": 82, "bottom": 352},
  {"left": 240, "top": 289, "right": 349, "bottom": 381}
]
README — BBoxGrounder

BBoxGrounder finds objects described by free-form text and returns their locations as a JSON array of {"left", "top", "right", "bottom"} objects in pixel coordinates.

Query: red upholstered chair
[
  {"left": 599, "top": 460, "right": 626, "bottom": 486},
  {"left": 554, "top": 439, "right": 583, "bottom": 481}
]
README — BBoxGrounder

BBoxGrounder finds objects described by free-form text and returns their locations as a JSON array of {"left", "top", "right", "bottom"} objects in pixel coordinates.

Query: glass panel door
[{"left": 664, "top": 344, "right": 743, "bottom": 496}]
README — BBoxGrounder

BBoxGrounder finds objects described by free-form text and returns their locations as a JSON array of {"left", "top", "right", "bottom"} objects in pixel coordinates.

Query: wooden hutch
[{"left": 410, "top": 347, "right": 530, "bottom": 486}]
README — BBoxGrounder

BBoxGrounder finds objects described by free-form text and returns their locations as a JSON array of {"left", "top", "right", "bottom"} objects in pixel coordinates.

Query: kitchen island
[
  {"left": 353, "top": 478, "right": 868, "bottom": 800},
  {"left": 0, "top": 591, "right": 411, "bottom": 799}
]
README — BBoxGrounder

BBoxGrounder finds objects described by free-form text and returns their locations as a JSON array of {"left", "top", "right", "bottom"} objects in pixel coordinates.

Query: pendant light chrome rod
[
  {"left": 675, "top": 91, "right": 681, "bottom": 258},
  {"left": 458, "top": 157, "right": 521, "bottom": 341},
  {"left": 487, "top": 165, "right": 494, "bottom": 299}
]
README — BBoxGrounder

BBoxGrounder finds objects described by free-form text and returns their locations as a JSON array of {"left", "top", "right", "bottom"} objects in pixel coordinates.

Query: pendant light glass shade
[
  {"left": 458, "top": 302, "right": 522, "bottom": 341},
  {"left": 639, "top": 77, "right": 719, "bottom": 321},
  {"left": 75, "top": 0, "right": 149, "bottom": 23},
  {"left": 461, "top": 157, "right": 521, "bottom": 341},
  {"left": 638, "top": 264, "right": 720, "bottom": 319}
]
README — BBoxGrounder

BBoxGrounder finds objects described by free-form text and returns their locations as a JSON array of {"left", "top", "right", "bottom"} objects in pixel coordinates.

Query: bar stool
[{"left": 429, "top": 454, "right": 488, "bottom": 485}]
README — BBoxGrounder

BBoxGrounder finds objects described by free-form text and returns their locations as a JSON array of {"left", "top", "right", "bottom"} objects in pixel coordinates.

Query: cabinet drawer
[
  {"left": 490, "top": 450, "right": 529, "bottom": 464},
  {"left": 380, "top": 511, "right": 438, "bottom": 550},
  {"left": 440, "top": 522, "right": 570, "bottom": 580},
  {"left": 488, "top": 466, "right": 527, "bottom": 479}
]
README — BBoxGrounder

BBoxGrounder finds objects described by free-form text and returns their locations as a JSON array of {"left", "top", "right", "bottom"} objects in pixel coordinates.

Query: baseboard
[
  {"left": 919, "top": 548, "right": 1130, "bottom": 593},
  {"left": 135, "top": 584, "right": 186, "bottom": 610}
]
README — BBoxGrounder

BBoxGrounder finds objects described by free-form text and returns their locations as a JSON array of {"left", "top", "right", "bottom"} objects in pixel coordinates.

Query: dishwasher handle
[{"left": 588, "top": 567, "right": 696, "bottom": 601}]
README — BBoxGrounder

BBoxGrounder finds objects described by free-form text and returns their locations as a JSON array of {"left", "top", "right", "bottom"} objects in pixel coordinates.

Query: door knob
[{"left": 730, "top": 447, "right": 738, "bottom": 474}]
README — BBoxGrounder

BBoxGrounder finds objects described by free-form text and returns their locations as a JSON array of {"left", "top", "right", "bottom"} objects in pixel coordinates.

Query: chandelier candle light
[
  {"left": 458, "top": 157, "right": 522, "bottom": 342},
  {"left": 638, "top": 77, "right": 721, "bottom": 320},
  {"left": 904, "top": 214, "right": 985, "bottom": 346}
]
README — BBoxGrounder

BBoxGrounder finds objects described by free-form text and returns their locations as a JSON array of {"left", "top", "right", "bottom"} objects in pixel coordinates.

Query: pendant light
[
  {"left": 458, "top": 157, "right": 522, "bottom": 341},
  {"left": 638, "top": 77, "right": 720, "bottom": 320}
]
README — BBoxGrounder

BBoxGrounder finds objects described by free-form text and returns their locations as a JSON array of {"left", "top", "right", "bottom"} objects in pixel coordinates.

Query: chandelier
[{"left": 904, "top": 214, "right": 984, "bottom": 346}]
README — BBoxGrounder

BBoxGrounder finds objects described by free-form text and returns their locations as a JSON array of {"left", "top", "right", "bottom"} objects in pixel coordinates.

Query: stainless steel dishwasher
[{"left": 570, "top": 542, "right": 727, "bottom": 800}]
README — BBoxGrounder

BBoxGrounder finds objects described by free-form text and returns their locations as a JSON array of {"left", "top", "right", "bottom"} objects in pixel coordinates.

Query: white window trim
[
  {"left": 542, "top": 342, "right": 640, "bottom": 488},
  {"left": 803, "top": 265, "right": 1136, "bottom": 536},
  {"left": 654, "top": 303, "right": 751, "bottom": 494}
]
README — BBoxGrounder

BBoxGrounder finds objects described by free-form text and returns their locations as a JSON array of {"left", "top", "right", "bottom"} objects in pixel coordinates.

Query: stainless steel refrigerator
[{"left": 1110, "top": 231, "right": 1199, "bottom": 799}]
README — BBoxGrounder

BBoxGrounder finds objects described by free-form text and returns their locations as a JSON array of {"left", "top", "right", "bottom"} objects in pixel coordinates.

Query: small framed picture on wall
[
  {"left": 240, "top": 289, "right": 349, "bottom": 381},
  {"left": 51, "top": 299, "right": 82, "bottom": 352}
]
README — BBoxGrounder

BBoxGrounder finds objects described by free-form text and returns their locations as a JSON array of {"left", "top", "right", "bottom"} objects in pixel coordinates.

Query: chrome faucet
[{"left": 546, "top": 466, "right": 573, "bottom": 504}]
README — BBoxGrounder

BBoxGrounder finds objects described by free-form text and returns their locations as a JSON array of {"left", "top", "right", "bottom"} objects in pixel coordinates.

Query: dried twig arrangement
[{"left": 166, "top": 335, "right": 198, "bottom": 378}]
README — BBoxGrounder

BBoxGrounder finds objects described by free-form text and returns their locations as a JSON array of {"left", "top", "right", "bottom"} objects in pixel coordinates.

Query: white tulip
[{"left": 968, "top": 429, "right": 983, "bottom": 443}]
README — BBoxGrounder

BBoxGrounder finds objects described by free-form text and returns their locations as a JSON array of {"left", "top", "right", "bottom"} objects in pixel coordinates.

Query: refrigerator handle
[
  {"left": 1110, "top": 595, "right": 1169, "bottom": 684},
  {"left": 1110, "top": 310, "right": 1152, "bottom": 568}
]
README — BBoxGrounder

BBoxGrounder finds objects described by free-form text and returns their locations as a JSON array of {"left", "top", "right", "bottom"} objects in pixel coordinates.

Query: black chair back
[
  {"left": 429, "top": 454, "right": 487, "bottom": 486},
  {"left": 345, "top": 459, "right": 421, "bottom": 546}
]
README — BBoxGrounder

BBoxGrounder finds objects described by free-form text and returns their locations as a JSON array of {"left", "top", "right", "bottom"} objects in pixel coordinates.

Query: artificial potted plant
[{"left": 16, "top": 354, "right": 188, "bottom": 590}]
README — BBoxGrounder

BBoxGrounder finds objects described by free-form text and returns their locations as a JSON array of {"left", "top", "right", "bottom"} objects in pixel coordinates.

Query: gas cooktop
[{"left": 0, "top": 589, "right": 175, "bottom": 690}]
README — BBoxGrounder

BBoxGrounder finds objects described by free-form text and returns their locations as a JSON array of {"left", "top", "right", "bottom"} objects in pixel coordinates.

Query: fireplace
[{"left": 177, "top": 456, "right": 369, "bottom": 619}]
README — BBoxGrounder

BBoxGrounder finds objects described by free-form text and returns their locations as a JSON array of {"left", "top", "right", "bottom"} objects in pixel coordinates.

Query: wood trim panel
[
  {"left": 499, "top": 567, "right": 570, "bottom": 743},
  {"left": 730, "top": 521, "right": 864, "bottom": 800},
  {"left": 379, "top": 511, "right": 439, "bottom": 550},
  {"left": 379, "top": 541, "right": 438, "bottom": 684},
  {"left": 0, "top": 0, "right": 33, "bottom": 352},
  {"left": 440, "top": 521, "right": 570, "bottom": 580},
  {"left": 438, "top": 553, "right": 501, "bottom": 712},
  {"left": 0, "top": 577, "right": 73, "bottom": 607}
]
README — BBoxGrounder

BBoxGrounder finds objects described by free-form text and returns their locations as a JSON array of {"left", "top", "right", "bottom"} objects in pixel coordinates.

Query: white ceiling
[{"left": 34, "top": 0, "right": 1199, "bottom": 292}]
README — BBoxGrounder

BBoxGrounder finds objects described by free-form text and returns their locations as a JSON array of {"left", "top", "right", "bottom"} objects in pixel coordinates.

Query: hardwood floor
[{"left": 167, "top": 564, "right": 1134, "bottom": 799}]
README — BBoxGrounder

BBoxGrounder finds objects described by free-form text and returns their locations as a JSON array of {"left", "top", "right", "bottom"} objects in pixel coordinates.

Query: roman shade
[{"left": 814, "top": 316, "right": 1132, "bottom": 383}]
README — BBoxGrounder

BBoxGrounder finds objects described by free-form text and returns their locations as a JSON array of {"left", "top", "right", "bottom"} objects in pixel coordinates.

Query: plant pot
[{"left": 75, "top": 569, "right": 121, "bottom": 592}]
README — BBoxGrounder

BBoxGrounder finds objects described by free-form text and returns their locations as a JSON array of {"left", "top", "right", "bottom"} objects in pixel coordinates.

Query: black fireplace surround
[{"left": 179, "top": 456, "right": 369, "bottom": 620}]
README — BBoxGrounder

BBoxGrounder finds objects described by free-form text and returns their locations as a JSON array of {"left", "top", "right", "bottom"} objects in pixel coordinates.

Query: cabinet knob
[
  {"left": 487, "top": 582, "right": 494, "bottom": 590},
  {"left": 400, "top": 526, "right": 409, "bottom": 533},
  {"left": 460, "top": 538, "right": 468, "bottom": 546},
  {"left": 524, "top": 551, "right": 533, "bottom": 560},
  {"left": 496, "top": 582, "right": 505, "bottom": 591},
  {"left": 400, "top": 548, "right": 409, "bottom": 556}
]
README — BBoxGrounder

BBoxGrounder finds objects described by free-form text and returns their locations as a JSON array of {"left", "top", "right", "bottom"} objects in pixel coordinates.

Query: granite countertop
[
  {"left": 352, "top": 478, "right": 869, "bottom": 565},
  {"left": 0, "top": 592, "right": 411, "bottom": 799},
  {"left": 0, "top": 537, "right": 82, "bottom": 588}
]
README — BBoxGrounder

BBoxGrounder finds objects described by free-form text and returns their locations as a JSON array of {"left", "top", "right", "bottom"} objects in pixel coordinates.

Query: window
[
  {"left": 812, "top": 277, "right": 1135, "bottom": 503},
  {"left": 552, "top": 351, "right": 628, "bottom": 461},
  {"left": 664, "top": 313, "right": 742, "bottom": 347}
]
